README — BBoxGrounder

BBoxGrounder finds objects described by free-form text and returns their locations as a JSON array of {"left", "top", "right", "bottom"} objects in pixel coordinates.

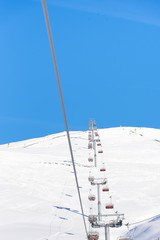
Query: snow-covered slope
[{"left": 0, "top": 127, "right": 160, "bottom": 240}]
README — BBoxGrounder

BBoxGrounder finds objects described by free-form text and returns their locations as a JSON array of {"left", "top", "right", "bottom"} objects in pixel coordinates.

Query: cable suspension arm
[{"left": 41, "top": 0, "right": 88, "bottom": 238}]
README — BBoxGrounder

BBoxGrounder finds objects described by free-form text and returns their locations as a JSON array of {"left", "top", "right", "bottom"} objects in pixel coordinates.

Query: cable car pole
[
  {"left": 94, "top": 137, "right": 97, "bottom": 168},
  {"left": 97, "top": 183, "right": 101, "bottom": 222},
  {"left": 92, "top": 121, "right": 97, "bottom": 167},
  {"left": 105, "top": 225, "right": 110, "bottom": 240}
]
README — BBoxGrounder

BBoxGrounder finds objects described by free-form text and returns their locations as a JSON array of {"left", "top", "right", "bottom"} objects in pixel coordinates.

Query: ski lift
[
  {"left": 109, "top": 219, "right": 122, "bottom": 228},
  {"left": 97, "top": 143, "right": 101, "bottom": 146},
  {"left": 88, "top": 232, "right": 99, "bottom": 240},
  {"left": 88, "top": 176, "right": 94, "bottom": 182},
  {"left": 100, "top": 163, "right": 106, "bottom": 171},
  {"left": 88, "top": 157, "right": 93, "bottom": 162},
  {"left": 105, "top": 196, "right": 114, "bottom": 209},
  {"left": 88, "top": 194, "right": 96, "bottom": 201},
  {"left": 88, "top": 215, "right": 97, "bottom": 223},
  {"left": 102, "top": 185, "right": 109, "bottom": 192},
  {"left": 88, "top": 143, "right": 92, "bottom": 149},
  {"left": 98, "top": 150, "right": 103, "bottom": 153},
  {"left": 105, "top": 203, "right": 114, "bottom": 209}
]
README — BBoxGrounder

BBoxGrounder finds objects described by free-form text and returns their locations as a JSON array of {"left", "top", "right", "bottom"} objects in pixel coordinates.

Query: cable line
[
  {"left": 41, "top": 0, "right": 88, "bottom": 238},
  {"left": 127, "top": 213, "right": 160, "bottom": 227}
]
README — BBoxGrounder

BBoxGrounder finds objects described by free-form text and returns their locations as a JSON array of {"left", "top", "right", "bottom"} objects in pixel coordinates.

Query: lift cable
[
  {"left": 126, "top": 213, "right": 160, "bottom": 227},
  {"left": 41, "top": 0, "right": 88, "bottom": 238}
]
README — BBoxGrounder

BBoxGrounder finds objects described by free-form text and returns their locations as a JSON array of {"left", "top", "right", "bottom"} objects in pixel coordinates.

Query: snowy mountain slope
[{"left": 0, "top": 127, "right": 160, "bottom": 240}]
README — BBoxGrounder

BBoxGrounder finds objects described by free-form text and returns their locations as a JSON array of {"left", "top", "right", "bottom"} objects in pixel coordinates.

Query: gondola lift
[
  {"left": 105, "top": 196, "right": 114, "bottom": 209},
  {"left": 88, "top": 143, "right": 92, "bottom": 149},
  {"left": 105, "top": 203, "right": 114, "bottom": 209},
  {"left": 102, "top": 185, "right": 109, "bottom": 192},
  {"left": 88, "top": 157, "right": 93, "bottom": 162},
  {"left": 98, "top": 150, "right": 103, "bottom": 153},
  {"left": 88, "top": 215, "right": 97, "bottom": 223},
  {"left": 88, "top": 231, "right": 99, "bottom": 240},
  {"left": 88, "top": 172, "right": 94, "bottom": 182},
  {"left": 88, "top": 176, "right": 94, "bottom": 182},
  {"left": 100, "top": 163, "right": 106, "bottom": 172},
  {"left": 88, "top": 194, "right": 96, "bottom": 201}
]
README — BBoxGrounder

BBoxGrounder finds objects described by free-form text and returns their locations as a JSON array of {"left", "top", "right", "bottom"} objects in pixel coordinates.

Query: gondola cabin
[
  {"left": 100, "top": 167, "right": 106, "bottom": 172},
  {"left": 88, "top": 143, "right": 92, "bottom": 149},
  {"left": 102, "top": 186, "right": 109, "bottom": 192},
  {"left": 97, "top": 143, "right": 101, "bottom": 146},
  {"left": 88, "top": 215, "right": 97, "bottom": 223},
  {"left": 95, "top": 132, "right": 99, "bottom": 137},
  {"left": 98, "top": 150, "right": 103, "bottom": 153},
  {"left": 88, "top": 157, "right": 93, "bottom": 162},
  {"left": 88, "top": 194, "right": 96, "bottom": 201},
  {"left": 88, "top": 176, "right": 94, "bottom": 182},
  {"left": 105, "top": 203, "right": 114, "bottom": 209},
  {"left": 88, "top": 232, "right": 99, "bottom": 240},
  {"left": 93, "top": 123, "right": 96, "bottom": 126}
]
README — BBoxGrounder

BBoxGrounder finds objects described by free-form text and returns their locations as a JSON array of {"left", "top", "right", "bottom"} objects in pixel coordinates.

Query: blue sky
[{"left": 0, "top": 0, "right": 160, "bottom": 144}]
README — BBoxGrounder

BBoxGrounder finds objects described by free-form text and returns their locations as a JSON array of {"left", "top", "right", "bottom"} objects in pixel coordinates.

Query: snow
[{"left": 0, "top": 127, "right": 160, "bottom": 240}]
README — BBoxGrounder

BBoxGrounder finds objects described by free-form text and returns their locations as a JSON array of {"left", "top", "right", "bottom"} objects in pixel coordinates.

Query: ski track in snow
[{"left": 0, "top": 127, "right": 160, "bottom": 239}]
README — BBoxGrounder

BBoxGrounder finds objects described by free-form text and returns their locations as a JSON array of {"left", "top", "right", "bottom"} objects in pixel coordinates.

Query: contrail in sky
[{"left": 47, "top": 0, "right": 160, "bottom": 27}]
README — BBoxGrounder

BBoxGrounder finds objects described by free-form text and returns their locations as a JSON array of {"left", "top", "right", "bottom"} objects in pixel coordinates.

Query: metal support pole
[
  {"left": 94, "top": 139, "right": 97, "bottom": 167},
  {"left": 97, "top": 184, "right": 101, "bottom": 222},
  {"left": 91, "top": 121, "right": 97, "bottom": 168},
  {"left": 105, "top": 225, "right": 110, "bottom": 240}
]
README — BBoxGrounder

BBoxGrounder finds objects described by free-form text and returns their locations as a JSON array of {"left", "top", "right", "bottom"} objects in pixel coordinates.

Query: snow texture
[{"left": 0, "top": 127, "right": 160, "bottom": 240}]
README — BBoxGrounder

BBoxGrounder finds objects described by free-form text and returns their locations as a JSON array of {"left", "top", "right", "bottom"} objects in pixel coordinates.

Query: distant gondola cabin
[
  {"left": 88, "top": 215, "right": 97, "bottom": 223},
  {"left": 88, "top": 232, "right": 99, "bottom": 240},
  {"left": 88, "top": 143, "right": 92, "bottom": 149},
  {"left": 105, "top": 203, "right": 114, "bottom": 209},
  {"left": 88, "top": 176, "right": 94, "bottom": 182},
  {"left": 100, "top": 167, "right": 106, "bottom": 172},
  {"left": 98, "top": 150, "right": 103, "bottom": 153},
  {"left": 88, "top": 157, "right": 93, "bottom": 162},
  {"left": 88, "top": 194, "right": 96, "bottom": 201},
  {"left": 102, "top": 186, "right": 109, "bottom": 192}
]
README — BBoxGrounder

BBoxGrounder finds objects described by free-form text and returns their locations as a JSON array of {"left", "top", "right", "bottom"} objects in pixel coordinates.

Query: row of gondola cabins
[
  {"left": 87, "top": 122, "right": 114, "bottom": 240},
  {"left": 87, "top": 121, "right": 132, "bottom": 240}
]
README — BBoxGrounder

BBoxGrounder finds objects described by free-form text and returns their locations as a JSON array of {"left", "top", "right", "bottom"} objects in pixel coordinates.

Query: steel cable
[{"left": 41, "top": 0, "right": 88, "bottom": 238}]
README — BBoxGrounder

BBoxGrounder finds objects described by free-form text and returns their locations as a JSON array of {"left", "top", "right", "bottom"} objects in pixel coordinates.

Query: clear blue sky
[{"left": 1, "top": 0, "right": 160, "bottom": 144}]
